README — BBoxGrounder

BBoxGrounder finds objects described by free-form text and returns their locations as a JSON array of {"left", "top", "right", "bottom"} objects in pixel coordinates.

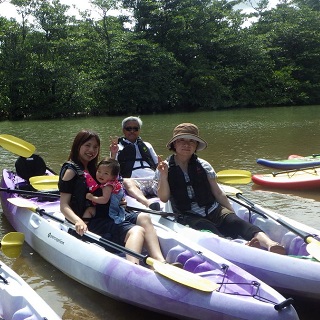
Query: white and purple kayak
[
  {"left": 0, "top": 169, "right": 299, "bottom": 320},
  {"left": 0, "top": 259, "right": 60, "bottom": 320},
  {"left": 126, "top": 190, "right": 320, "bottom": 300}
]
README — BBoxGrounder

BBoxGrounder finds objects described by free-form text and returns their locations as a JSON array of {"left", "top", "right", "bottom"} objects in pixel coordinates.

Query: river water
[{"left": 1, "top": 105, "right": 320, "bottom": 319}]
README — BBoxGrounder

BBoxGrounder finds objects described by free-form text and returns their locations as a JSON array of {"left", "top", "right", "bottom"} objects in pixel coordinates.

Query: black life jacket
[
  {"left": 168, "top": 154, "right": 216, "bottom": 213},
  {"left": 58, "top": 161, "right": 110, "bottom": 220},
  {"left": 117, "top": 137, "right": 157, "bottom": 178}
]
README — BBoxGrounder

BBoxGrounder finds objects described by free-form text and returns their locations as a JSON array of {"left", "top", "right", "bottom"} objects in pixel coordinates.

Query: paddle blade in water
[
  {"left": 1, "top": 232, "right": 25, "bottom": 258},
  {"left": 0, "top": 134, "right": 36, "bottom": 157},
  {"left": 217, "top": 170, "right": 252, "bottom": 184}
]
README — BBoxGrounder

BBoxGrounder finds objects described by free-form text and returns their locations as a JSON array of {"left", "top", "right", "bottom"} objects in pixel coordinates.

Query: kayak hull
[
  {"left": 252, "top": 169, "right": 320, "bottom": 190},
  {"left": 0, "top": 260, "right": 60, "bottom": 320},
  {"left": 0, "top": 169, "right": 299, "bottom": 320},
  {"left": 126, "top": 192, "right": 320, "bottom": 300},
  {"left": 257, "top": 156, "right": 320, "bottom": 170}
]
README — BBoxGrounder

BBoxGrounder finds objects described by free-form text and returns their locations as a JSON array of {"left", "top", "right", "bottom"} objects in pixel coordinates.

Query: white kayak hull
[
  {"left": 126, "top": 195, "right": 320, "bottom": 300},
  {"left": 0, "top": 169, "right": 299, "bottom": 320},
  {"left": 0, "top": 260, "right": 60, "bottom": 320}
]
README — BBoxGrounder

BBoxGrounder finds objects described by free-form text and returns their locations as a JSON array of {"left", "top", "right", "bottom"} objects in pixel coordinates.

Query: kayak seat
[{"left": 15, "top": 154, "right": 47, "bottom": 182}]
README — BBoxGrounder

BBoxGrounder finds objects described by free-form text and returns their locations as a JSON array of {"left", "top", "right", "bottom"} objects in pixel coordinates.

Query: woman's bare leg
[
  {"left": 124, "top": 225, "right": 145, "bottom": 264},
  {"left": 136, "top": 213, "right": 165, "bottom": 261},
  {"left": 123, "top": 178, "right": 151, "bottom": 207}
]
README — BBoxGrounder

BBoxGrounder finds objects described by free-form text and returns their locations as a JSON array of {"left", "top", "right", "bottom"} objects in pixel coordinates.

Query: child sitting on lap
[{"left": 83, "top": 158, "right": 125, "bottom": 224}]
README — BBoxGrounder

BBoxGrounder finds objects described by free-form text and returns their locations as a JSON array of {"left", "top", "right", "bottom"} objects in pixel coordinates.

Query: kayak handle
[{"left": 274, "top": 297, "right": 294, "bottom": 311}]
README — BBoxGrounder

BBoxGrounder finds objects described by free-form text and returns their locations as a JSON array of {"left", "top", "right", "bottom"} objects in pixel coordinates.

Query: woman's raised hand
[{"left": 157, "top": 155, "right": 168, "bottom": 177}]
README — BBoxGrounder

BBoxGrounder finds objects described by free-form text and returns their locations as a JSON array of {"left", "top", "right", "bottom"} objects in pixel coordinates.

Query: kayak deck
[
  {"left": 0, "top": 260, "right": 60, "bottom": 319},
  {"left": 252, "top": 168, "right": 320, "bottom": 190}
]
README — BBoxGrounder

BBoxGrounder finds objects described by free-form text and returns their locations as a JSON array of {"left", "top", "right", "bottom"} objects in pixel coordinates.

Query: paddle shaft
[
  {"left": 236, "top": 193, "right": 314, "bottom": 243},
  {"left": 1, "top": 188, "right": 172, "bottom": 217},
  {"left": 126, "top": 206, "right": 174, "bottom": 217},
  {"left": 226, "top": 195, "right": 268, "bottom": 219},
  {"left": 0, "top": 187, "right": 60, "bottom": 199},
  {"left": 32, "top": 207, "right": 150, "bottom": 262}
]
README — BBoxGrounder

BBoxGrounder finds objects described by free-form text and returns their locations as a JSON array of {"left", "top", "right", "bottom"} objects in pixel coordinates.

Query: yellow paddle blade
[
  {"left": 146, "top": 257, "right": 218, "bottom": 292},
  {"left": 306, "top": 237, "right": 320, "bottom": 261},
  {"left": 8, "top": 197, "right": 38, "bottom": 212},
  {"left": 1, "top": 232, "right": 25, "bottom": 258},
  {"left": 29, "top": 175, "right": 59, "bottom": 190},
  {"left": 219, "top": 184, "right": 242, "bottom": 195},
  {"left": 217, "top": 170, "right": 252, "bottom": 184},
  {"left": 0, "top": 134, "right": 36, "bottom": 157}
]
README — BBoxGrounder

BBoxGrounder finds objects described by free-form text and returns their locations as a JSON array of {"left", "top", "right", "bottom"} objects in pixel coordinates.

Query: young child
[{"left": 83, "top": 158, "right": 126, "bottom": 224}]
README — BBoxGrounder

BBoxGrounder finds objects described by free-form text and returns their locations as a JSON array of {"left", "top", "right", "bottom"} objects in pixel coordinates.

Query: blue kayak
[{"left": 257, "top": 154, "right": 320, "bottom": 170}]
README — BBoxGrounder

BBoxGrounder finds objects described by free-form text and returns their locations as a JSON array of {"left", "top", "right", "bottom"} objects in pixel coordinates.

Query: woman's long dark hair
[{"left": 68, "top": 129, "right": 100, "bottom": 176}]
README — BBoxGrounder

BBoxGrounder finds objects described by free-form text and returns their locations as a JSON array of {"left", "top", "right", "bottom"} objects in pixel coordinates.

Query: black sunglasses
[{"left": 124, "top": 127, "right": 140, "bottom": 132}]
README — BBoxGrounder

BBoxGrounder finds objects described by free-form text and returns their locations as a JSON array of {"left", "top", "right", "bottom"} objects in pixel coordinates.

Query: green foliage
[
  {"left": 0, "top": 0, "right": 319, "bottom": 120},
  {"left": 94, "top": 35, "right": 183, "bottom": 114},
  {"left": 251, "top": 3, "right": 320, "bottom": 105}
]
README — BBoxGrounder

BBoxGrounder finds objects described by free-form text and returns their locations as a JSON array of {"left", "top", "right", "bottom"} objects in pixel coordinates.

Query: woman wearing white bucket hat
[{"left": 157, "top": 123, "right": 285, "bottom": 254}]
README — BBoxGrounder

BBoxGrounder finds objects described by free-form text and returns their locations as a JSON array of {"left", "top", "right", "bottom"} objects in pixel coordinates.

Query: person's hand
[
  {"left": 74, "top": 219, "right": 87, "bottom": 236},
  {"left": 119, "top": 197, "right": 127, "bottom": 208},
  {"left": 157, "top": 157, "right": 168, "bottom": 177},
  {"left": 86, "top": 193, "right": 93, "bottom": 200},
  {"left": 109, "top": 136, "right": 119, "bottom": 157}
]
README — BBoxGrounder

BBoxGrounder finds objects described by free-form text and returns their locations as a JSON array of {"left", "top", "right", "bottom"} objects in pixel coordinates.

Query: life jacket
[
  {"left": 58, "top": 161, "right": 87, "bottom": 219},
  {"left": 167, "top": 154, "right": 216, "bottom": 213},
  {"left": 117, "top": 137, "right": 157, "bottom": 178},
  {"left": 58, "top": 161, "right": 110, "bottom": 220}
]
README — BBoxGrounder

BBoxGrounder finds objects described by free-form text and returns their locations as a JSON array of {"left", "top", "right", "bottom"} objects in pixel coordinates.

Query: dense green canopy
[{"left": 0, "top": 0, "right": 319, "bottom": 120}]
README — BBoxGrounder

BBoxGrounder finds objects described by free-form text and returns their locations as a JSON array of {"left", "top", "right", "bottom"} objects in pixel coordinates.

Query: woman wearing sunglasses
[{"left": 110, "top": 116, "right": 160, "bottom": 210}]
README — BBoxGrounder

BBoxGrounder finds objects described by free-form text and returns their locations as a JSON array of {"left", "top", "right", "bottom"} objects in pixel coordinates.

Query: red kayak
[{"left": 252, "top": 168, "right": 320, "bottom": 190}]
